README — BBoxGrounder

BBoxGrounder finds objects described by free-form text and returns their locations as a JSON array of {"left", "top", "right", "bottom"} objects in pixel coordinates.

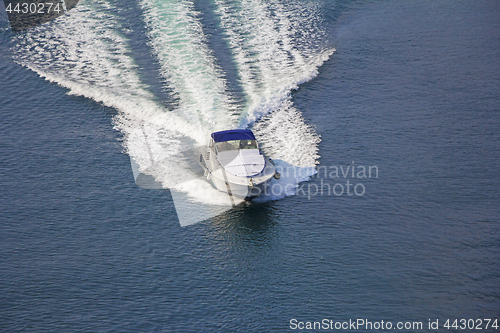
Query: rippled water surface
[{"left": 1, "top": 0, "right": 499, "bottom": 332}]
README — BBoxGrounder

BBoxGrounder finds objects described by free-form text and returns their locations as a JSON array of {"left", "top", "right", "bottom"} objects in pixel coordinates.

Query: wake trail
[
  {"left": 9, "top": 0, "right": 335, "bottom": 208},
  {"left": 214, "top": 0, "right": 335, "bottom": 200}
]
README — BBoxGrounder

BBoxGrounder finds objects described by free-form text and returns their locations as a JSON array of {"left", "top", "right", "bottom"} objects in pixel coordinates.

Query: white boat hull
[
  {"left": 207, "top": 170, "right": 273, "bottom": 199},
  {"left": 199, "top": 129, "right": 279, "bottom": 200},
  {"left": 199, "top": 146, "right": 277, "bottom": 199}
]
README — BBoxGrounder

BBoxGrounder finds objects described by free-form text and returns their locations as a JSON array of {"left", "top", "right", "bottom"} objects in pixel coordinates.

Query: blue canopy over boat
[{"left": 211, "top": 129, "right": 256, "bottom": 142}]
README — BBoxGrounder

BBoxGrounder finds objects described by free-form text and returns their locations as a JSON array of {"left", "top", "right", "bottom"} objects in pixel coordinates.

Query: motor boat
[{"left": 199, "top": 129, "right": 280, "bottom": 199}]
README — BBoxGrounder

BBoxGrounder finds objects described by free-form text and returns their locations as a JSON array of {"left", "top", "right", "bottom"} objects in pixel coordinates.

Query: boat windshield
[{"left": 215, "top": 140, "right": 258, "bottom": 152}]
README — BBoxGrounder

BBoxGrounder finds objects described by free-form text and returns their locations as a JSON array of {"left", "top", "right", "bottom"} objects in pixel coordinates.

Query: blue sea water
[{"left": 1, "top": 0, "right": 499, "bottom": 332}]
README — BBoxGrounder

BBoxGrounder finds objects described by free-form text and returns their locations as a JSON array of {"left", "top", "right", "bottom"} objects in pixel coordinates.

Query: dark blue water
[{"left": 1, "top": 1, "right": 499, "bottom": 332}]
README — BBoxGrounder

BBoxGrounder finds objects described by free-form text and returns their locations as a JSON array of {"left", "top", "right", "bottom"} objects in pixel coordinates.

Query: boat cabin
[{"left": 210, "top": 129, "right": 259, "bottom": 153}]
